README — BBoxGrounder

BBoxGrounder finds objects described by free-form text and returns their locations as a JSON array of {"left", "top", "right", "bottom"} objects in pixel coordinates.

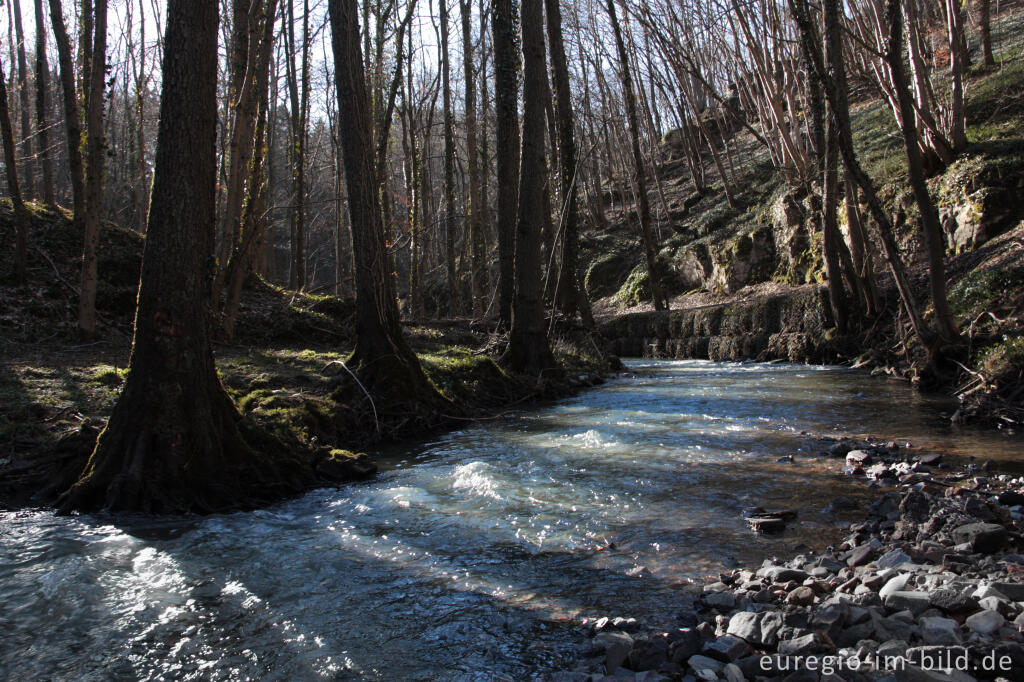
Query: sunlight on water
[{"left": 2, "top": 359, "right": 1022, "bottom": 680}]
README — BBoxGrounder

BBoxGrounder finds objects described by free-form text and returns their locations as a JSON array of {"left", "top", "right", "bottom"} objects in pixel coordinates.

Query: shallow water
[{"left": 2, "top": 359, "right": 1021, "bottom": 680}]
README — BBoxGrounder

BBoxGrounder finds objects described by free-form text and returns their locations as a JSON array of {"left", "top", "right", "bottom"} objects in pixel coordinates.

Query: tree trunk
[
  {"left": 78, "top": 0, "right": 107, "bottom": 340},
  {"left": 0, "top": 41, "right": 30, "bottom": 283},
  {"left": 328, "top": 0, "right": 448, "bottom": 406},
  {"left": 285, "top": 0, "right": 310, "bottom": 291},
  {"left": 606, "top": 0, "right": 666, "bottom": 311},
  {"left": 493, "top": 0, "right": 518, "bottom": 329},
  {"left": 440, "top": 0, "right": 460, "bottom": 316},
  {"left": 59, "top": 0, "right": 313, "bottom": 514},
  {"left": 886, "top": 0, "right": 960, "bottom": 344},
  {"left": 545, "top": 0, "right": 592, "bottom": 327},
  {"left": 33, "top": 0, "right": 55, "bottom": 204},
  {"left": 460, "top": 0, "right": 486, "bottom": 317},
  {"left": 502, "top": 0, "right": 555, "bottom": 375},
  {"left": 11, "top": 0, "right": 36, "bottom": 199},
  {"left": 978, "top": 0, "right": 995, "bottom": 67},
  {"left": 945, "top": 0, "right": 968, "bottom": 151},
  {"left": 48, "top": 0, "right": 85, "bottom": 230}
]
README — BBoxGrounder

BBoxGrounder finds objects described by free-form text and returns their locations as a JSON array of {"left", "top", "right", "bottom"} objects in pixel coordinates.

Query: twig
[{"left": 322, "top": 360, "right": 380, "bottom": 434}]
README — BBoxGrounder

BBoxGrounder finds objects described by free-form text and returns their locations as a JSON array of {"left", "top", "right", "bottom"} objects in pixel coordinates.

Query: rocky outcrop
[
  {"left": 938, "top": 144, "right": 1024, "bottom": 253},
  {"left": 599, "top": 288, "right": 834, "bottom": 363}
]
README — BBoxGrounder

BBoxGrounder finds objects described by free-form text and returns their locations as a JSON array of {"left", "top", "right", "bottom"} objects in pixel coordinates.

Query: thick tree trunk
[
  {"left": 328, "top": 0, "right": 448, "bottom": 406},
  {"left": 545, "top": 0, "right": 592, "bottom": 327},
  {"left": 978, "top": 0, "right": 995, "bottom": 67},
  {"left": 493, "top": 0, "right": 518, "bottom": 329},
  {"left": 59, "top": 0, "right": 313, "bottom": 514},
  {"left": 78, "top": 0, "right": 107, "bottom": 340},
  {"left": 0, "top": 44, "right": 30, "bottom": 283},
  {"left": 606, "top": 0, "right": 666, "bottom": 311},
  {"left": 48, "top": 0, "right": 85, "bottom": 230},
  {"left": 460, "top": 0, "right": 486, "bottom": 317},
  {"left": 502, "top": 0, "right": 555, "bottom": 375},
  {"left": 33, "top": 0, "right": 55, "bottom": 204}
]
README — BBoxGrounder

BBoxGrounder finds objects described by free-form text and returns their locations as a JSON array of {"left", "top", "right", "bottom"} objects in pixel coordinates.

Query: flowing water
[{"left": 2, "top": 359, "right": 1022, "bottom": 681}]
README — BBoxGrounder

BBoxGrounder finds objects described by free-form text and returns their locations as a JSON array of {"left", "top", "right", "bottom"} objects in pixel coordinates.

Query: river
[{"left": 2, "top": 359, "right": 1021, "bottom": 680}]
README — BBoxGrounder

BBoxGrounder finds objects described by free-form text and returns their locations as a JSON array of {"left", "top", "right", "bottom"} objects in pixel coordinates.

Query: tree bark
[
  {"left": 606, "top": 0, "right": 666, "bottom": 311},
  {"left": 502, "top": 0, "right": 556, "bottom": 375},
  {"left": 33, "top": 0, "right": 55, "bottom": 204},
  {"left": 440, "top": 0, "right": 460, "bottom": 315},
  {"left": 48, "top": 0, "right": 85, "bottom": 229},
  {"left": 78, "top": 0, "right": 107, "bottom": 340},
  {"left": 886, "top": 0, "right": 960, "bottom": 344},
  {"left": 0, "top": 38, "right": 30, "bottom": 283},
  {"left": 328, "top": 0, "right": 448, "bottom": 405},
  {"left": 545, "top": 0, "right": 592, "bottom": 327},
  {"left": 978, "top": 0, "right": 995, "bottom": 67},
  {"left": 59, "top": 0, "right": 313, "bottom": 514},
  {"left": 11, "top": 0, "right": 36, "bottom": 199},
  {"left": 493, "top": 0, "right": 518, "bottom": 329},
  {"left": 460, "top": 0, "right": 486, "bottom": 316}
]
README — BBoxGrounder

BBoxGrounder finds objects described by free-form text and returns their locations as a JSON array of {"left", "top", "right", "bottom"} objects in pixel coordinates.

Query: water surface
[{"left": 2, "top": 359, "right": 1021, "bottom": 680}]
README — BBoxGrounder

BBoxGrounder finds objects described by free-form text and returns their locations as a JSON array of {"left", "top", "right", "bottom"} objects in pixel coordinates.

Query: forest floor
[{"left": 0, "top": 204, "right": 616, "bottom": 510}]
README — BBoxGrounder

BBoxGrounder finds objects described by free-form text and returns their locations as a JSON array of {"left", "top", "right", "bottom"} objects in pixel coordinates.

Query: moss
[
  {"left": 584, "top": 251, "right": 633, "bottom": 299},
  {"left": 948, "top": 265, "right": 1024, "bottom": 318},
  {"left": 614, "top": 264, "right": 652, "bottom": 307},
  {"left": 977, "top": 336, "right": 1024, "bottom": 378}
]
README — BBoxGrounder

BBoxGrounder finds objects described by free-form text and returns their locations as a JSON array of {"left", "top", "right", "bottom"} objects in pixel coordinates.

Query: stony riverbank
[{"left": 545, "top": 440, "right": 1024, "bottom": 681}]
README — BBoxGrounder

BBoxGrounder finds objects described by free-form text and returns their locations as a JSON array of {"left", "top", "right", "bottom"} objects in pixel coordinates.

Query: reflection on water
[{"left": 1, "top": 359, "right": 1021, "bottom": 680}]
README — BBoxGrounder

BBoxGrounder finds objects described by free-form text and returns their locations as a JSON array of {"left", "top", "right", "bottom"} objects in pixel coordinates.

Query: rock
[
  {"left": 883, "top": 591, "right": 931, "bottom": 616},
  {"left": 725, "top": 612, "right": 762, "bottom": 646},
  {"left": 704, "top": 591, "right": 736, "bottom": 611},
  {"left": 998, "top": 490, "right": 1024, "bottom": 507},
  {"left": 985, "top": 581, "right": 1024, "bottom": 601},
  {"left": 687, "top": 654, "right": 725, "bottom": 679},
  {"left": 919, "top": 616, "right": 961, "bottom": 645},
  {"left": 847, "top": 450, "right": 873, "bottom": 466},
  {"left": 760, "top": 566, "right": 808, "bottom": 583},
  {"left": 919, "top": 454, "right": 942, "bottom": 466},
  {"left": 722, "top": 662, "right": 745, "bottom": 682},
  {"left": 703, "top": 635, "right": 750, "bottom": 662},
  {"left": 786, "top": 586, "right": 816, "bottom": 606},
  {"left": 879, "top": 574, "right": 911, "bottom": 599},
  {"left": 747, "top": 517, "right": 786, "bottom": 533},
  {"left": 668, "top": 628, "right": 704, "bottom": 664},
  {"left": 928, "top": 588, "right": 979, "bottom": 615},
  {"left": 950, "top": 522, "right": 1007, "bottom": 553},
  {"left": 965, "top": 609, "right": 1005, "bottom": 636},
  {"left": 846, "top": 545, "right": 876, "bottom": 568},
  {"left": 777, "top": 632, "right": 834, "bottom": 657},
  {"left": 629, "top": 637, "right": 669, "bottom": 672},
  {"left": 809, "top": 603, "right": 848, "bottom": 641},
  {"left": 594, "top": 631, "right": 634, "bottom": 673},
  {"left": 876, "top": 549, "right": 913, "bottom": 570}
]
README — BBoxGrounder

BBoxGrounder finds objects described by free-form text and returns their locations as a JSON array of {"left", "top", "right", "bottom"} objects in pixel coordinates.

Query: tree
[
  {"left": 34, "top": 0, "right": 55, "bottom": 204},
  {"left": 439, "top": 0, "right": 460, "bottom": 315},
  {"left": 327, "top": 0, "right": 448, "bottom": 405},
  {"left": 502, "top": 0, "right": 555, "bottom": 374},
  {"left": 1, "top": 31, "right": 30, "bottom": 283},
  {"left": 605, "top": 0, "right": 666, "bottom": 311},
  {"left": 460, "top": 0, "right": 487, "bottom": 316},
  {"left": 59, "top": 0, "right": 312, "bottom": 514},
  {"left": 492, "top": 0, "right": 518, "bottom": 329},
  {"left": 78, "top": 0, "right": 108, "bottom": 340},
  {"left": 11, "top": 0, "right": 35, "bottom": 199},
  {"left": 978, "top": 0, "right": 995, "bottom": 67},
  {"left": 545, "top": 0, "right": 593, "bottom": 327},
  {"left": 285, "top": 0, "right": 311, "bottom": 290}
]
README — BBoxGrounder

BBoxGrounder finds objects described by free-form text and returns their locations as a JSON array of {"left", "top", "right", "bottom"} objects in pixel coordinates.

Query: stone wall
[{"left": 599, "top": 288, "right": 837, "bottom": 363}]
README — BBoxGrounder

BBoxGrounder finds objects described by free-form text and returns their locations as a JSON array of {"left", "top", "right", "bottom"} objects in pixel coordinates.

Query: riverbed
[{"left": 2, "top": 359, "right": 1021, "bottom": 680}]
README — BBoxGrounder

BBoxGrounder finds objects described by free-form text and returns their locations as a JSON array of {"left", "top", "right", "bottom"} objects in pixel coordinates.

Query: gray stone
[
  {"left": 703, "top": 635, "right": 750, "bottom": 663},
  {"left": 928, "top": 587, "right": 978, "bottom": 615},
  {"left": 965, "top": 609, "right": 1004, "bottom": 636},
  {"left": 594, "top": 631, "right": 634, "bottom": 673},
  {"left": 919, "top": 616, "right": 961, "bottom": 645},
  {"left": 725, "top": 611, "right": 761, "bottom": 645},
  {"left": 877, "top": 549, "right": 914, "bottom": 570},
  {"left": 722, "top": 662, "right": 744, "bottom": 682},
  {"left": 687, "top": 654, "right": 725, "bottom": 678},
  {"left": 950, "top": 522, "right": 1007, "bottom": 553},
  {"left": 847, "top": 545, "right": 876, "bottom": 568},
  {"left": 786, "top": 586, "right": 816, "bottom": 606},
  {"left": 884, "top": 591, "right": 931, "bottom": 616},
  {"left": 628, "top": 637, "right": 669, "bottom": 672},
  {"left": 777, "top": 633, "right": 834, "bottom": 657},
  {"left": 704, "top": 591, "right": 736, "bottom": 611},
  {"left": 759, "top": 566, "right": 809, "bottom": 583},
  {"left": 668, "top": 628, "right": 704, "bottom": 664},
  {"left": 879, "top": 574, "right": 912, "bottom": 599},
  {"left": 985, "top": 581, "right": 1024, "bottom": 601}
]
